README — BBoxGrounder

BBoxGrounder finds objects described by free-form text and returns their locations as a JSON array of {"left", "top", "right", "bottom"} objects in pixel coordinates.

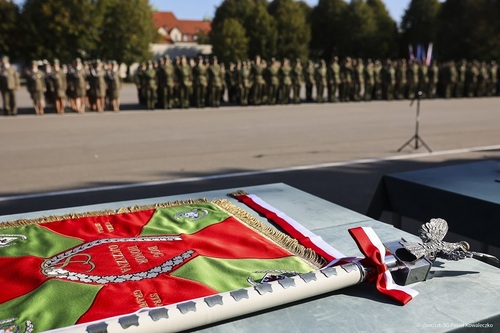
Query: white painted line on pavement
[{"left": 1, "top": 144, "right": 500, "bottom": 202}]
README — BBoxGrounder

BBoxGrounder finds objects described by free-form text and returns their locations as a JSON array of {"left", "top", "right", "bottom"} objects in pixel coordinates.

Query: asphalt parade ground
[{"left": 2, "top": 85, "right": 500, "bottom": 258}]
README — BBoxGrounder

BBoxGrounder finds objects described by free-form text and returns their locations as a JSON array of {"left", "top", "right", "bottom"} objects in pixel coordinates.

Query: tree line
[{"left": 1, "top": 0, "right": 499, "bottom": 66}]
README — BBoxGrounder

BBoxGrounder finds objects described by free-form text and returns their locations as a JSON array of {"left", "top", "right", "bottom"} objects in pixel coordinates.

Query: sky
[{"left": 151, "top": 0, "right": 411, "bottom": 24}]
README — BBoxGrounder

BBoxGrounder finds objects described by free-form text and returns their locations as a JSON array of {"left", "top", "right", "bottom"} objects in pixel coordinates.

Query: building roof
[{"left": 153, "top": 11, "right": 211, "bottom": 44}]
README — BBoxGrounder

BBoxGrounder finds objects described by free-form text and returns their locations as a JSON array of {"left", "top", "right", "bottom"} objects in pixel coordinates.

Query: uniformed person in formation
[
  {"left": 304, "top": 60, "right": 316, "bottom": 102},
  {"left": 291, "top": 59, "right": 304, "bottom": 104},
  {"left": 339, "top": 57, "right": 353, "bottom": 102},
  {"left": 381, "top": 59, "right": 396, "bottom": 100},
  {"left": 0, "top": 55, "right": 20, "bottom": 116},
  {"left": 105, "top": 61, "right": 121, "bottom": 112},
  {"left": 279, "top": 58, "right": 292, "bottom": 104},
  {"left": 455, "top": 59, "right": 467, "bottom": 98},
  {"left": 225, "top": 62, "right": 238, "bottom": 104},
  {"left": 465, "top": 60, "right": 479, "bottom": 97},
  {"left": 26, "top": 61, "right": 47, "bottom": 115},
  {"left": 315, "top": 59, "right": 327, "bottom": 103},
  {"left": 67, "top": 58, "right": 87, "bottom": 113},
  {"left": 353, "top": 58, "right": 364, "bottom": 101},
  {"left": 193, "top": 56, "right": 208, "bottom": 108},
  {"left": 395, "top": 59, "right": 407, "bottom": 100},
  {"left": 442, "top": 61, "right": 457, "bottom": 99},
  {"left": 51, "top": 59, "right": 67, "bottom": 114},
  {"left": 156, "top": 57, "right": 167, "bottom": 109},
  {"left": 489, "top": 61, "right": 498, "bottom": 96},
  {"left": 238, "top": 59, "right": 251, "bottom": 106},
  {"left": 162, "top": 56, "right": 175, "bottom": 109},
  {"left": 144, "top": 61, "right": 157, "bottom": 110},
  {"left": 207, "top": 56, "right": 222, "bottom": 107},
  {"left": 250, "top": 55, "right": 266, "bottom": 105},
  {"left": 176, "top": 56, "right": 193, "bottom": 109},
  {"left": 406, "top": 60, "right": 419, "bottom": 100},
  {"left": 89, "top": 60, "right": 107, "bottom": 112},
  {"left": 265, "top": 58, "right": 280, "bottom": 105},
  {"left": 418, "top": 62, "right": 429, "bottom": 98},
  {"left": 44, "top": 61, "right": 56, "bottom": 109},
  {"left": 327, "top": 57, "right": 340, "bottom": 103},
  {"left": 373, "top": 59, "right": 383, "bottom": 100},
  {"left": 363, "top": 59, "right": 375, "bottom": 101},
  {"left": 427, "top": 60, "right": 439, "bottom": 98}
]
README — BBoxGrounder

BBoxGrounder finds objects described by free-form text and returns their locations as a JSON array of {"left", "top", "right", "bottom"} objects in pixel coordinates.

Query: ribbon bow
[{"left": 348, "top": 227, "right": 418, "bottom": 305}]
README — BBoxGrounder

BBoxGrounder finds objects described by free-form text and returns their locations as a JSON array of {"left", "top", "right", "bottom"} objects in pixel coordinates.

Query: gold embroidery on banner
[
  {"left": 0, "top": 199, "right": 209, "bottom": 229},
  {"left": 211, "top": 198, "right": 326, "bottom": 269},
  {"left": 108, "top": 244, "right": 132, "bottom": 273}
]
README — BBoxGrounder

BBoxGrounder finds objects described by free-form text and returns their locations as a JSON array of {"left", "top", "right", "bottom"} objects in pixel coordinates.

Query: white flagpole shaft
[{"left": 45, "top": 263, "right": 364, "bottom": 333}]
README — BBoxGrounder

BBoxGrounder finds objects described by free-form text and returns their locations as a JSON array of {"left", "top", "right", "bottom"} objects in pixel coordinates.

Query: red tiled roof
[{"left": 152, "top": 11, "right": 211, "bottom": 44}]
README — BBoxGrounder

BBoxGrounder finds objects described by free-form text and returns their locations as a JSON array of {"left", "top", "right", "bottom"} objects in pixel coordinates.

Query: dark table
[{"left": 367, "top": 160, "right": 500, "bottom": 248}]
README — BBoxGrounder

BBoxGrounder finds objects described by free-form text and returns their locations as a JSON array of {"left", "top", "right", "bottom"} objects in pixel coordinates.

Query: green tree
[
  {"left": 99, "top": 0, "right": 157, "bottom": 64},
  {"left": 342, "top": 0, "right": 378, "bottom": 58},
  {"left": 366, "top": 0, "right": 398, "bottom": 59},
  {"left": 0, "top": 0, "right": 20, "bottom": 58},
  {"left": 310, "top": 0, "right": 348, "bottom": 60},
  {"left": 437, "top": 0, "right": 500, "bottom": 60},
  {"left": 400, "top": 0, "right": 440, "bottom": 53},
  {"left": 210, "top": 18, "right": 248, "bottom": 63},
  {"left": 268, "top": 0, "right": 311, "bottom": 62},
  {"left": 210, "top": 0, "right": 276, "bottom": 60},
  {"left": 19, "top": 0, "right": 107, "bottom": 62}
]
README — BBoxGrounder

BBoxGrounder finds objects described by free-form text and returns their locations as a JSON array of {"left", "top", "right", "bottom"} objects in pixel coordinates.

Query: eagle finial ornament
[{"left": 402, "top": 218, "right": 499, "bottom": 263}]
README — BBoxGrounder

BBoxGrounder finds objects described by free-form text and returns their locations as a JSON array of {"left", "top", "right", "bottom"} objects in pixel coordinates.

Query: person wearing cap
[
  {"left": 105, "top": 61, "right": 121, "bottom": 112},
  {"left": 279, "top": 58, "right": 292, "bottom": 104},
  {"left": 291, "top": 59, "right": 304, "bottom": 104},
  {"left": 26, "top": 60, "right": 47, "bottom": 115},
  {"left": 207, "top": 56, "right": 222, "bottom": 107},
  {"left": 51, "top": 59, "right": 67, "bottom": 114},
  {"left": 0, "top": 56, "right": 20, "bottom": 115},
  {"left": 67, "top": 58, "right": 87, "bottom": 113},
  {"left": 193, "top": 56, "right": 208, "bottom": 108},
  {"left": 144, "top": 60, "right": 157, "bottom": 110},
  {"left": 89, "top": 59, "right": 107, "bottom": 112}
]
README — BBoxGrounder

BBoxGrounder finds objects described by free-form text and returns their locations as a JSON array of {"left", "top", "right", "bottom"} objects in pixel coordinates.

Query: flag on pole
[{"left": 425, "top": 43, "right": 433, "bottom": 66}]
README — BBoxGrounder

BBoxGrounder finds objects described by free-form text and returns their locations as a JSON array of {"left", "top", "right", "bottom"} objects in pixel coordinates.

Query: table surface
[
  {"left": 367, "top": 160, "right": 500, "bottom": 248},
  {"left": 2, "top": 183, "right": 499, "bottom": 333}
]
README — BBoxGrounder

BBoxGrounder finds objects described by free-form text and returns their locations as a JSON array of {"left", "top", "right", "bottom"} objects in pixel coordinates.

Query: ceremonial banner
[{"left": 0, "top": 199, "right": 324, "bottom": 333}]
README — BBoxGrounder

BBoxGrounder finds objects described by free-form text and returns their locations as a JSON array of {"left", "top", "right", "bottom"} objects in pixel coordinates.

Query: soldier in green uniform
[
  {"left": 225, "top": 62, "right": 238, "bottom": 104},
  {"left": 68, "top": 58, "right": 87, "bottom": 113},
  {"left": 406, "top": 60, "right": 419, "bottom": 100},
  {"left": 176, "top": 55, "right": 193, "bottom": 109},
  {"left": 327, "top": 56, "right": 340, "bottom": 103},
  {"left": 89, "top": 60, "right": 107, "bottom": 112},
  {"left": 373, "top": 59, "right": 383, "bottom": 100},
  {"left": 395, "top": 59, "right": 407, "bottom": 100},
  {"left": 279, "top": 58, "right": 292, "bottom": 104},
  {"left": 476, "top": 61, "right": 489, "bottom": 97},
  {"left": 339, "top": 57, "right": 353, "bottom": 102},
  {"left": 353, "top": 58, "right": 364, "bottom": 101},
  {"left": 162, "top": 56, "right": 175, "bottom": 109},
  {"left": 381, "top": 59, "right": 395, "bottom": 100},
  {"left": 105, "top": 60, "right": 121, "bottom": 112},
  {"left": 465, "top": 60, "right": 479, "bottom": 97},
  {"left": 250, "top": 55, "right": 265, "bottom": 105},
  {"left": 455, "top": 59, "right": 467, "bottom": 98},
  {"left": 304, "top": 60, "right": 316, "bottom": 103},
  {"left": 144, "top": 61, "right": 157, "bottom": 110},
  {"left": 315, "top": 59, "right": 327, "bottom": 103},
  {"left": 291, "top": 59, "right": 304, "bottom": 104},
  {"left": 363, "top": 59, "right": 375, "bottom": 101},
  {"left": 442, "top": 61, "right": 457, "bottom": 99},
  {"left": 0, "top": 56, "right": 20, "bottom": 116},
  {"left": 489, "top": 61, "right": 498, "bottom": 96},
  {"left": 418, "top": 62, "right": 429, "bottom": 98},
  {"left": 193, "top": 56, "right": 208, "bottom": 108},
  {"left": 427, "top": 60, "right": 439, "bottom": 98},
  {"left": 265, "top": 58, "right": 280, "bottom": 105},
  {"left": 51, "top": 59, "right": 67, "bottom": 114},
  {"left": 44, "top": 61, "right": 56, "bottom": 110},
  {"left": 239, "top": 59, "right": 252, "bottom": 106},
  {"left": 156, "top": 57, "right": 167, "bottom": 109},
  {"left": 207, "top": 56, "right": 222, "bottom": 107},
  {"left": 26, "top": 61, "right": 47, "bottom": 115}
]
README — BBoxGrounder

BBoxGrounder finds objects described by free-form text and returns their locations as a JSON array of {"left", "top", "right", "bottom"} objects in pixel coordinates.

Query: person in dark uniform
[
  {"left": 207, "top": 56, "right": 222, "bottom": 107},
  {"left": 26, "top": 60, "right": 47, "bottom": 115},
  {"left": 176, "top": 55, "right": 193, "bottom": 109},
  {"left": 250, "top": 55, "right": 265, "bottom": 105},
  {"left": 327, "top": 56, "right": 340, "bottom": 103},
  {"left": 304, "top": 60, "right": 316, "bottom": 102},
  {"left": 144, "top": 61, "right": 157, "bottom": 110},
  {"left": 239, "top": 59, "right": 251, "bottom": 106},
  {"left": 105, "top": 60, "right": 121, "bottom": 112},
  {"left": 291, "top": 59, "right": 304, "bottom": 104},
  {"left": 315, "top": 59, "right": 327, "bottom": 103},
  {"left": 193, "top": 56, "right": 208, "bottom": 108},
  {"left": 51, "top": 59, "right": 67, "bottom": 114},
  {"left": 68, "top": 58, "right": 87, "bottom": 113},
  {"left": 90, "top": 59, "right": 107, "bottom": 112},
  {"left": 279, "top": 58, "right": 292, "bottom": 104},
  {"left": 0, "top": 55, "right": 20, "bottom": 116}
]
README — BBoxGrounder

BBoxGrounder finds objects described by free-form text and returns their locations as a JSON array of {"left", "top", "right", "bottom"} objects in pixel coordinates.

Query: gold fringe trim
[
  {"left": 228, "top": 190, "right": 249, "bottom": 197},
  {"left": 211, "top": 198, "right": 326, "bottom": 269},
  {"left": 0, "top": 199, "right": 209, "bottom": 229}
]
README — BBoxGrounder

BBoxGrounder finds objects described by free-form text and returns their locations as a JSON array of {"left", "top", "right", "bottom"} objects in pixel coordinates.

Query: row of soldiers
[
  {"left": 135, "top": 55, "right": 499, "bottom": 110},
  {"left": 0, "top": 56, "right": 122, "bottom": 116}
]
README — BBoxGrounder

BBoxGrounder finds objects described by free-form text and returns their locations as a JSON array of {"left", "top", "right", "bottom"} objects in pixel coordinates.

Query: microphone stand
[{"left": 397, "top": 91, "right": 432, "bottom": 153}]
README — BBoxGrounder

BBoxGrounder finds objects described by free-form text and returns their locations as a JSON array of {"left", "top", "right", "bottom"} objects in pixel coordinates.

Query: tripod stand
[{"left": 397, "top": 91, "right": 432, "bottom": 153}]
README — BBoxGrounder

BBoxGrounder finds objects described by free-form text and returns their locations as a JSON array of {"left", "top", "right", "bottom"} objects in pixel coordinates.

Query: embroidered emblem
[
  {"left": 174, "top": 208, "right": 208, "bottom": 221},
  {"left": 40, "top": 236, "right": 196, "bottom": 284},
  {"left": 0, "top": 235, "right": 27, "bottom": 248},
  {"left": 247, "top": 270, "right": 299, "bottom": 285},
  {"left": 0, "top": 318, "right": 34, "bottom": 333}
]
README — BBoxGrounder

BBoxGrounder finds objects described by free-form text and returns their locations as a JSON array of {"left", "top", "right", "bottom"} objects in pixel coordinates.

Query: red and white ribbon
[
  {"left": 231, "top": 192, "right": 345, "bottom": 263},
  {"left": 349, "top": 226, "right": 419, "bottom": 305},
  {"left": 231, "top": 191, "right": 419, "bottom": 305}
]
